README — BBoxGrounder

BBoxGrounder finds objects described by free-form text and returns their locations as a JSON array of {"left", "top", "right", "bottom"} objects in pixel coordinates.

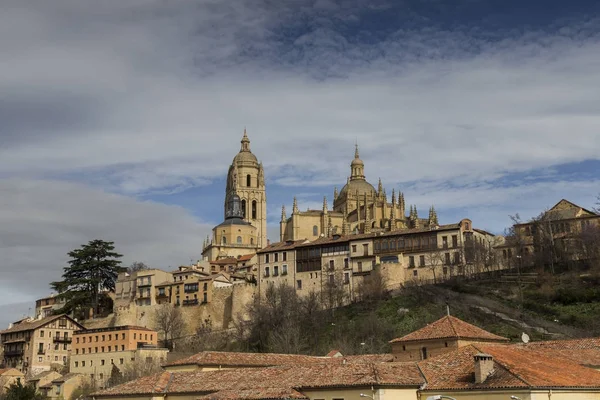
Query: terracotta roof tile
[
  {"left": 0, "top": 314, "right": 82, "bottom": 335},
  {"left": 237, "top": 254, "right": 255, "bottom": 262},
  {"left": 257, "top": 240, "right": 308, "bottom": 254},
  {"left": 517, "top": 338, "right": 600, "bottom": 367},
  {"left": 164, "top": 351, "right": 325, "bottom": 368},
  {"left": 196, "top": 388, "right": 308, "bottom": 400},
  {"left": 419, "top": 344, "right": 600, "bottom": 390},
  {"left": 389, "top": 315, "right": 509, "bottom": 343}
]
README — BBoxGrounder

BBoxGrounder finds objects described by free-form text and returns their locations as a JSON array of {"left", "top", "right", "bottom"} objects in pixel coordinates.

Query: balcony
[
  {"left": 184, "top": 288, "right": 198, "bottom": 294},
  {"left": 182, "top": 299, "right": 199, "bottom": 306},
  {"left": 53, "top": 336, "right": 72, "bottom": 343},
  {"left": 37, "top": 349, "right": 46, "bottom": 355},
  {"left": 155, "top": 293, "right": 169, "bottom": 300},
  {"left": 136, "top": 291, "right": 151, "bottom": 299},
  {"left": 4, "top": 349, "right": 24, "bottom": 357}
]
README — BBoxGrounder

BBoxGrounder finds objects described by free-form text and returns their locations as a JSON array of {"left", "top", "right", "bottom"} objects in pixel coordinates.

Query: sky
[{"left": 1, "top": 0, "right": 599, "bottom": 327}]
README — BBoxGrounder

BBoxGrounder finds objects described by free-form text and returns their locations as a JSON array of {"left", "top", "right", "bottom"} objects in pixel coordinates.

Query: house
[
  {"left": 46, "top": 373, "right": 86, "bottom": 400},
  {"left": 0, "top": 314, "right": 84, "bottom": 375},
  {"left": 0, "top": 368, "right": 24, "bottom": 394},
  {"left": 389, "top": 314, "right": 509, "bottom": 361}
]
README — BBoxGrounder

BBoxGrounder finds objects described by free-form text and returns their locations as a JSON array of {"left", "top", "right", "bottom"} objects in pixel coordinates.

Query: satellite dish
[{"left": 521, "top": 332, "right": 530, "bottom": 344}]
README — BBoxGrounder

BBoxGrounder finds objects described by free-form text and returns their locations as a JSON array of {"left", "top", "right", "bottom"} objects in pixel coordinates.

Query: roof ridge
[{"left": 447, "top": 315, "right": 458, "bottom": 337}]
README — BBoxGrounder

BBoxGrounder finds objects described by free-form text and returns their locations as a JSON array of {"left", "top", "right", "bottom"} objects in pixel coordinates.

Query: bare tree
[
  {"left": 104, "top": 357, "right": 163, "bottom": 388},
  {"left": 322, "top": 268, "right": 348, "bottom": 312},
  {"left": 153, "top": 304, "right": 185, "bottom": 350},
  {"left": 356, "top": 266, "right": 389, "bottom": 303},
  {"left": 127, "top": 261, "right": 148, "bottom": 273},
  {"left": 425, "top": 246, "right": 446, "bottom": 283}
]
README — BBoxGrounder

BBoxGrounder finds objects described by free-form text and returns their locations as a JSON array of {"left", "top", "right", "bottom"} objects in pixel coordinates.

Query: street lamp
[
  {"left": 426, "top": 396, "right": 457, "bottom": 400},
  {"left": 359, "top": 394, "right": 373, "bottom": 399}
]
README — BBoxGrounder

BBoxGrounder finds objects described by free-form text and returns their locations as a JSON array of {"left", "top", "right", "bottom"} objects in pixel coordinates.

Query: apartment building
[
  {"left": 155, "top": 273, "right": 231, "bottom": 306},
  {"left": 34, "top": 295, "right": 66, "bottom": 319},
  {"left": 0, "top": 314, "right": 84, "bottom": 375},
  {"left": 257, "top": 239, "right": 306, "bottom": 294},
  {"left": 70, "top": 326, "right": 167, "bottom": 388}
]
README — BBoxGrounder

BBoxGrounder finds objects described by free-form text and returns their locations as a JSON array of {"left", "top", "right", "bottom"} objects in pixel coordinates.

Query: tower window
[
  {"left": 222, "top": 236, "right": 227, "bottom": 244},
  {"left": 241, "top": 200, "right": 246, "bottom": 218},
  {"left": 237, "top": 236, "right": 242, "bottom": 244},
  {"left": 313, "top": 225, "right": 318, "bottom": 236},
  {"left": 247, "top": 174, "right": 251, "bottom": 187},
  {"left": 252, "top": 201, "right": 257, "bottom": 219}
]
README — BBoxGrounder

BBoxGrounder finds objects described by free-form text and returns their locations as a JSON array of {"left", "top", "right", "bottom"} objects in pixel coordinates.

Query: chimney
[
  {"left": 474, "top": 353, "right": 494, "bottom": 384},
  {"left": 267, "top": 239, "right": 271, "bottom": 246}
]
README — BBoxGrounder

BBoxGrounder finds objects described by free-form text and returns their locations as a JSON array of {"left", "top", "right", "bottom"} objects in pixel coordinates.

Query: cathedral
[
  {"left": 201, "top": 130, "right": 267, "bottom": 261},
  {"left": 202, "top": 130, "right": 439, "bottom": 261},
  {"left": 279, "top": 144, "right": 438, "bottom": 242}
]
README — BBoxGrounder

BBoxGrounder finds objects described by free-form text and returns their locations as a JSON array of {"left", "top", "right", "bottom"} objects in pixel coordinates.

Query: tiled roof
[
  {"left": 389, "top": 315, "right": 509, "bottom": 343},
  {"left": 94, "top": 363, "right": 424, "bottom": 398},
  {"left": 196, "top": 388, "right": 309, "bottom": 400},
  {"left": 52, "top": 373, "right": 82, "bottom": 383},
  {"left": 519, "top": 338, "right": 600, "bottom": 366},
  {"left": 73, "top": 325, "right": 155, "bottom": 335},
  {"left": 0, "top": 314, "right": 82, "bottom": 335},
  {"left": 237, "top": 254, "right": 255, "bottom": 262},
  {"left": 211, "top": 258, "right": 238, "bottom": 265},
  {"left": 257, "top": 240, "right": 308, "bottom": 254},
  {"left": 164, "top": 351, "right": 325, "bottom": 368},
  {"left": 419, "top": 344, "right": 600, "bottom": 390},
  {"left": 28, "top": 370, "right": 57, "bottom": 381}
]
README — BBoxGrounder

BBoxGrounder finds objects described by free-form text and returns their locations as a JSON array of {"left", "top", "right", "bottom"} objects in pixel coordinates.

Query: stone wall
[{"left": 84, "top": 283, "right": 257, "bottom": 338}]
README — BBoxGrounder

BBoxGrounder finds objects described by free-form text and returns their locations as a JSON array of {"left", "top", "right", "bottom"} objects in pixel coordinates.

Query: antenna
[{"left": 521, "top": 332, "right": 530, "bottom": 344}]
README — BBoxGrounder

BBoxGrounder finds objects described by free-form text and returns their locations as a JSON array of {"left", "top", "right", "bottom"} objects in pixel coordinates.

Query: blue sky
[{"left": 0, "top": 0, "right": 599, "bottom": 326}]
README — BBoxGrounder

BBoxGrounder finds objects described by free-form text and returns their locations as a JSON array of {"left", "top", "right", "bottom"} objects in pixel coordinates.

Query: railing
[
  {"left": 182, "top": 299, "right": 199, "bottom": 306},
  {"left": 5, "top": 349, "right": 24, "bottom": 357},
  {"left": 53, "top": 336, "right": 72, "bottom": 343},
  {"left": 184, "top": 288, "right": 198, "bottom": 293},
  {"left": 37, "top": 349, "right": 46, "bottom": 355}
]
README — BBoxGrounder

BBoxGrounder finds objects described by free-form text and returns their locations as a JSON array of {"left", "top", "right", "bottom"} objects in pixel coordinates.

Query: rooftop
[
  {"left": 0, "top": 314, "right": 82, "bottom": 335},
  {"left": 389, "top": 315, "right": 509, "bottom": 343}
]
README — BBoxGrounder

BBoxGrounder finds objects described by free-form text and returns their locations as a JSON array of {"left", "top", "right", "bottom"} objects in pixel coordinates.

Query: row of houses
[
  {"left": 94, "top": 314, "right": 600, "bottom": 400},
  {"left": 0, "top": 313, "right": 166, "bottom": 391}
]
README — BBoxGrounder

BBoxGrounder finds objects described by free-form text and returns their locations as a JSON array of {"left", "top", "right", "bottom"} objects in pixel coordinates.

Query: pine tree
[
  {"left": 3, "top": 379, "right": 45, "bottom": 400},
  {"left": 51, "top": 240, "right": 124, "bottom": 318}
]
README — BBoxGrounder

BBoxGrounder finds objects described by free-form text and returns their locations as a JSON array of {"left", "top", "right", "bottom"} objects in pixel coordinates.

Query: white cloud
[{"left": 0, "top": 178, "right": 211, "bottom": 327}]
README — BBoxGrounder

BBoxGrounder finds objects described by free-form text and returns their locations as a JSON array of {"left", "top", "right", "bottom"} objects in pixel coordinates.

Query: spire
[
  {"left": 323, "top": 196, "right": 328, "bottom": 214},
  {"left": 281, "top": 205, "right": 287, "bottom": 223},
  {"left": 378, "top": 178, "right": 383, "bottom": 196},
  {"left": 333, "top": 186, "right": 338, "bottom": 200},
  {"left": 431, "top": 205, "right": 438, "bottom": 226},
  {"left": 240, "top": 128, "right": 251, "bottom": 152},
  {"left": 355, "top": 143, "right": 360, "bottom": 159},
  {"left": 414, "top": 205, "right": 418, "bottom": 219},
  {"left": 391, "top": 189, "right": 396, "bottom": 206},
  {"left": 292, "top": 197, "right": 299, "bottom": 214},
  {"left": 327, "top": 215, "right": 333, "bottom": 237}
]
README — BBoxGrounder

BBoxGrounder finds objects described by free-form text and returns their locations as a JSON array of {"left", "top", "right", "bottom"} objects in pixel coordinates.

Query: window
[
  {"left": 273, "top": 266, "right": 279, "bottom": 276},
  {"left": 120, "top": 358, "right": 124, "bottom": 365},
  {"left": 329, "top": 260, "right": 334, "bottom": 270},
  {"left": 452, "top": 235, "right": 458, "bottom": 248},
  {"left": 75, "top": 361, "right": 79, "bottom": 368},
  {"left": 122, "top": 333, "right": 125, "bottom": 340},
  {"left": 203, "top": 282, "right": 208, "bottom": 291},
  {"left": 282, "top": 265, "right": 288, "bottom": 275},
  {"left": 102, "top": 335, "right": 105, "bottom": 341},
  {"left": 503, "top": 249, "right": 507, "bottom": 259},
  {"left": 237, "top": 236, "right": 242, "bottom": 244},
  {"left": 75, "top": 349, "right": 79, "bottom": 355},
  {"left": 82, "top": 337, "right": 86, "bottom": 343},
  {"left": 121, "top": 345, "right": 125, "bottom": 351},
  {"left": 363, "top": 243, "right": 369, "bottom": 254},
  {"left": 313, "top": 225, "right": 319, "bottom": 236},
  {"left": 419, "top": 255, "right": 425, "bottom": 267},
  {"left": 246, "top": 174, "right": 251, "bottom": 187},
  {"left": 297, "top": 280, "right": 302, "bottom": 290},
  {"left": 413, "top": 269, "right": 418, "bottom": 277},
  {"left": 352, "top": 245, "right": 357, "bottom": 252},
  {"left": 283, "top": 252, "right": 287, "bottom": 261},
  {"left": 108, "top": 346, "right": 112, "bottom": 352},
  {"left": 40, "top": 330, "right": 44, "bottom": 337},
  {"left": 203, "top": 292, "right": 208, "bottom": 303},
  {"left": 134, "top": 333, "right": 137, "bottom": 340},
  {"left": 222, "top": 236, "right": 227, "bottom": 244},
  {"left": 38, "top": 356, "right": 43, "bottom": 362},
  {"left": 108, "top": 334, "right": 112, "bottom": 341},
  {"left": 82, "top": 348, "right": 86, "bottom": 354},
  {"left": 443, "top": 267, "right": 448, "bottom": 275},
  {"left": 344, "top": 258, "right": 349, "bottom": 269},
  {"left": 264, "top": 267, "right": 270, "bottom": 277},
  {"left": 421, "top": 347, "right": 428, "bottom": 360},
  {"left": 344, "top": 272, "right": 350, "bottom": 284},
  {"left": 445, "top": 253, "right": 451, "bottom": 265},
  {"left": 252, "top": 201, "right": 257, "bottom": 219},
  {"left": 442, "top": 236, "right": 448, "bottom": 248},
  {"left": 101, "top": 346, "right": 105, "bottom": 352},
  {"left": 409, "top": 256, "right": 415, "bottom": 267},
  {"left": 265, "top": 254, "right": 270, "bottom": 263},
  {"left": 454, "top": 252, "right": 460, "bottom": 265},
  {"left": 357, "top": 261, "right": 362, "bottom": 272},
  {"left": 82, "top": 361, "right": 86, "bottom": 367},
  {"left": 241, "top": 199, "right": 246, "bottom": 218}
]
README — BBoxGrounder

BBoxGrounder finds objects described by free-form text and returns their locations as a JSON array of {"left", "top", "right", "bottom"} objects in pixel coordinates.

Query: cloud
[{"left": 0, "top": 178, "right": 211, "bottom": 327}]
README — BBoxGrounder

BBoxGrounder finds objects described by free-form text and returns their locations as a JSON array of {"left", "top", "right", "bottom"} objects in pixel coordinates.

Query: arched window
[
  {"left": 250, "top": 238, "right": 254, "bottom": 245},
  {"left": 313, "top": 225, "right": 318, "bottom": 236},
  {"left": 252, "top": 201, "right": 257, "bottom": 219},
  {"left": 236, "top": 236, "right": 242, "bottom": 244},
  {"left": 222, "top": 236, "right": 227, "bottom": 244},
  {"left": 246, "top": 174, "right": 251, "bottom": 187},
  {"left": 241, "top": 200, "right": 246, "bottom": 218}
]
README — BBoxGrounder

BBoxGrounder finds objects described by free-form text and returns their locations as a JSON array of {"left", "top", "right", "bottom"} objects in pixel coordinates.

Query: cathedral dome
[
  {"left": 232, "top": 129, "right": 258, "bottom": 166},
  {"left": 338, "top": 179, "right": 377, "bottom": 199}
]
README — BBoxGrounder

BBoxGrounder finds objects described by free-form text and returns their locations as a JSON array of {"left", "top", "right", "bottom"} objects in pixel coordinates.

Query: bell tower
[{"left": 225, "top": 129, "right": 267, "bottom": 249}]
